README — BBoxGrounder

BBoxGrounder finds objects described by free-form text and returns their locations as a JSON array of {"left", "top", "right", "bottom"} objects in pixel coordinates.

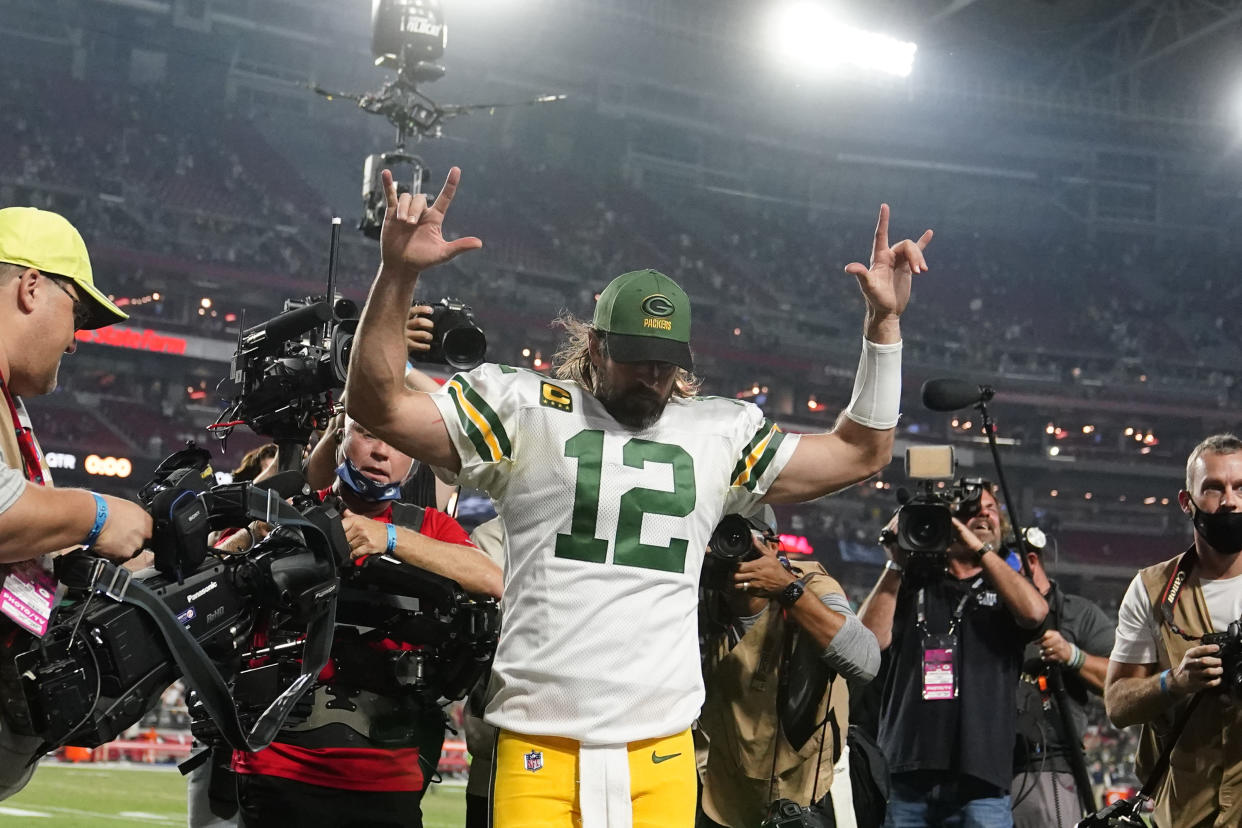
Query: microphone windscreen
[{"left": 921, "top": 378, "right": 983, "bottom": 412}]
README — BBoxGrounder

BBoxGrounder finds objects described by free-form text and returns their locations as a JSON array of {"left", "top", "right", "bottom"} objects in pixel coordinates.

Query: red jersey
[{"left": 233, "top": 499, "right": 474, "bottom": 792}]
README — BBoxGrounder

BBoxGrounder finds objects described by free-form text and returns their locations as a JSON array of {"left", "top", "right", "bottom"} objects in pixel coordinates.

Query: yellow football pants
[{"left": 492, "top": 728, "right": 696, "bottom": 828}]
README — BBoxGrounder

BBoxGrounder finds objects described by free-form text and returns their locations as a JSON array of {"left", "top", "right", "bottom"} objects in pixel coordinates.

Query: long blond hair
[{"left": 551, "top": 312, "right": 701, "bottom": 397}]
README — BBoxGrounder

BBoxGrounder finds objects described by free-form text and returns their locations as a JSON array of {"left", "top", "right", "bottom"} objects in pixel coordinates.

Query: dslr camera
[
  {"left": 410, "top": 297, "right": 487, "bottom": 371},
  {"left": 761, "top": 798, "right": 832, "bottom": 828},
  {"left": 701, "top": 511, "right": 776, "bottom": 591},
  {"left": 1075, "top": 797, "right": 1149, "bottom": 827},
  {"left": 890, "top": 446, "right": 989, "bottom": 578},
  {"left": 1201, "top": 619, "right": 1242, "bottom": 700}
]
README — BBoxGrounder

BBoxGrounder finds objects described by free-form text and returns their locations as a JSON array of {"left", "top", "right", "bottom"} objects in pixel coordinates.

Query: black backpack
[{"left": 846, "top": 724, "right": 889, "bottom": 828}]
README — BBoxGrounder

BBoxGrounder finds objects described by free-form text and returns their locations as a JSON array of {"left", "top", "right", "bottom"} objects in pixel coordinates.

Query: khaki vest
[
  {"left": 698, "top": 562, "right": 849, "bottom": 828},
  {"left": 1137, "top": 552, "right": 1242, "bottom": 828}
]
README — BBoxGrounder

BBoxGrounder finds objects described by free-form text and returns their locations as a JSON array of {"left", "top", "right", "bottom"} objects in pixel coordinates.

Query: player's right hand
[
  {"left": 1173, "top": 643, "right": 1223, "bottom": 694},
  {"left": 379, "top": 167, "right": 481, "bottom": 275},
  {"left": 93, "top": 496, "right": 153, "bottom": 562}
]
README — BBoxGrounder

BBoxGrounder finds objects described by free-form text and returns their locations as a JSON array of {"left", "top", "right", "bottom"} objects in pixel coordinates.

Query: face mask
[
  {"left": 335, "top": 457, "right": 402, "bottom": 503},
  {"left": 1190, "top": 498, "right": 1242, "bottom": 555}
]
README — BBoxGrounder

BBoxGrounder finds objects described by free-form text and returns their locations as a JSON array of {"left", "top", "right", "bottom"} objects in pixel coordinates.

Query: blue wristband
[
  {"left": 385, "top": 523, "right": 397, "bottom": 555},
  {"left": 82, "top": 492, "right": 108, "bottom": 550},
  {"left": 1159, "top": 668, "right": 1172, "bottom": 696}
]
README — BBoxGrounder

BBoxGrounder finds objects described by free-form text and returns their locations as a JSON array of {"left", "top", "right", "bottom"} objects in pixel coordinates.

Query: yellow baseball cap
[{"left": 0, "top": 207, "right": 127, "bottom": 329}]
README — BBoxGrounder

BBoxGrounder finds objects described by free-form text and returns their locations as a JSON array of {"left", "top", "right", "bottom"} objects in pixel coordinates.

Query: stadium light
[{"left": 767, "top": 2, "right": 917, "bottom": 78}]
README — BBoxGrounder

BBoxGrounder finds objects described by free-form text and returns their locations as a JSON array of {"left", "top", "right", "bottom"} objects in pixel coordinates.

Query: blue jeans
[{"left": 884, "top": 773, "right": 1013, "bottom": 828}]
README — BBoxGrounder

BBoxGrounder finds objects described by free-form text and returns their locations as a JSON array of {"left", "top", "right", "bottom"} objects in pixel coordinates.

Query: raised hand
[
  {"left": 844, "top": 204, "right": 932, "bottom": 321},
  {"left": 379, "top": 167, "right": 482, "bottom": 275}
]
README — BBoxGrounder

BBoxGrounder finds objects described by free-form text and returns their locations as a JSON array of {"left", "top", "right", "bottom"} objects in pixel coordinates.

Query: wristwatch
[
  {"left": 975, "top": 543, "right": 996, "bottom": 565},
  {"left": 777, "top": 579, "right": 805, "bottom": 608}
]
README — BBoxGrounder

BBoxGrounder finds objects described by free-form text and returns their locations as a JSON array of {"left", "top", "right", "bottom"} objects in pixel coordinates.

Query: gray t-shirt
[{"left": 0, "top": 455, "right": 26, "bottom": 516}]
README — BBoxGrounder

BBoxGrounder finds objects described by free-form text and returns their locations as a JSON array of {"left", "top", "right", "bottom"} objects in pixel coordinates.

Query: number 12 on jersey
[{"left": 553, "top": 429, "right": 696, "bottom": 573}]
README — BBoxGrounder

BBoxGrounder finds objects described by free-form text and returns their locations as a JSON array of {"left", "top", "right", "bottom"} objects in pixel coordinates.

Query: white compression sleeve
[{"left": 843, "top": 338, "right": 902, "bottom": 429}]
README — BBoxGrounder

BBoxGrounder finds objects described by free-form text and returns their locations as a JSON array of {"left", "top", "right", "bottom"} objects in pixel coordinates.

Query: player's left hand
[
  {"left": 406, "top": 304, "right": 435, "bottom": 353},
  {"left": 1039, "top": 630, "right": 1074, "bottom": 664},
  {"left": 844, "top": 204, "right": 932, "bottom": 320},
  {"left": 342, "top": 510, "right": 389, "bottom": 559},
  {"left": 733, "top": 537, "right": 796, "bottom": 598}
]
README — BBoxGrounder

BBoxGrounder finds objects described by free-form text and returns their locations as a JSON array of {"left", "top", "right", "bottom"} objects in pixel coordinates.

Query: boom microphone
[{"left": 921, "top": 378, "right": 995, "bottom": 412}]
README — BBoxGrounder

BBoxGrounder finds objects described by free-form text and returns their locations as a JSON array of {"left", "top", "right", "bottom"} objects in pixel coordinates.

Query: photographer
[
  {"left": 859, "top": 482, "right": 1047, "bottom": 826},
  {"left": 1104, "top": 433, "right": 1242, "bottom": 828},
  {"left": 304, "top": 303, "right": 455, "bottom": 513},
  {"left": 698, "top": 507, "right": 880, "bottom": 828},
  {"left": 0, "top": 207, "right": 153, "bottom": 797},
  {"left": 1011, "top": 539, "right": 1115, "bottom": 828},
  {"left": 228, "top": 416, "right": 500, "bottom": 828}
]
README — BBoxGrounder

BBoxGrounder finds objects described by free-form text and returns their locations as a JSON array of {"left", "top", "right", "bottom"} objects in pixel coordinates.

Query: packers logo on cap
[
  {"left": 592, "top": 269, "right": 693, "bottom": 370},
  {"left": 641, "top": 294, "right": 675, "bottom": 317}
]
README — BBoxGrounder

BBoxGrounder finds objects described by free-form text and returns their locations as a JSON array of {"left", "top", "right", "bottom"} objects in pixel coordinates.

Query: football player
[{"left": 346, "top": 167, "right": 931, "bottom": 828}]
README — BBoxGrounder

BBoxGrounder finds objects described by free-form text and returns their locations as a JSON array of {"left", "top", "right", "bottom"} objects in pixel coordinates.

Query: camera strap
[
  {"left": 55, "top": 548, "right": 335, "bottom": 753},
  {"left": 1158, "top": 548, "right": 1204, "bottom": 642},
  {"left": 914, "top": 577, "right": 981, "bottom": 639},
  {"left": 0, "top": 376, "right": 48, "bottom": 486},
  {"left": 764, "top": 613, "right": 836, "bottom": 812}
]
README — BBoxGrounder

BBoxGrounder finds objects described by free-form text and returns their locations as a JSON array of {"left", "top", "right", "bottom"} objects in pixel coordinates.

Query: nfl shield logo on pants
[{"left": 524, "top": 750, "right": 543, "bottom": 772}]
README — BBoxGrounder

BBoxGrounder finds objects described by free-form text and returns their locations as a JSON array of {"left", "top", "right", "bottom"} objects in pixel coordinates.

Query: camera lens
[
  {"left": 909, "top": 518, "right": 938, "bottom": 545},
  {"left": 709, "top": 515, "right": 753, "bottom": 560},
  {"left": 442, "top": 325, "right": 487, "bottom": 370},
  {"left": 897, "top": 503, "right": 953, "bottom": 554}
]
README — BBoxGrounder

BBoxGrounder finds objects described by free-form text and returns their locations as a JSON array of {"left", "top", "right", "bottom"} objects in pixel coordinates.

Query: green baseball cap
[
  {"left": 0, "top": 207, "right": 127, "bottom": 330},
  {"left": 592, "top": 269, "right": 692, "bottom": 370}
]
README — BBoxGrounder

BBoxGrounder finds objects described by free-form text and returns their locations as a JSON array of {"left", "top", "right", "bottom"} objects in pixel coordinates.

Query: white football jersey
[{"left": 430, "top": 363, "right": 799, "bottom": 744}]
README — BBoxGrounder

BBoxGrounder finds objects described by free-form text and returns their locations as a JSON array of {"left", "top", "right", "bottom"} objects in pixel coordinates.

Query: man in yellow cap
[{"left": 0, "top": 206, "right": 153, "bottom": 798}]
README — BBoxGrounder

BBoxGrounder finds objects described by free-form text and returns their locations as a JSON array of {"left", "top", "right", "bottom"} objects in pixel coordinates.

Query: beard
[
  {"left": 968, "top": 516, "right": 998, "bottom": 543},
  {"left": 594, "top": 377, "right": 671, "bottom": 430}
]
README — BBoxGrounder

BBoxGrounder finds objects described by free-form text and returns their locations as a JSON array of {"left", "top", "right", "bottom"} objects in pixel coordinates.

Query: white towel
[{"left": 578, "top": 742, "right": 633, "bottom": 828}]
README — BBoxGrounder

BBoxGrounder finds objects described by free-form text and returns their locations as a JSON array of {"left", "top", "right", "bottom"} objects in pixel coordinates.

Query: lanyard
[
  {"left": 916, "top": 576, "right": 982, "bottom": 638},
  {"left": 0, "top": 375, "right": 46, "bottom": 485},
  {"left": 1159, "top": 547, "right": 1203, "bottom": 642}
]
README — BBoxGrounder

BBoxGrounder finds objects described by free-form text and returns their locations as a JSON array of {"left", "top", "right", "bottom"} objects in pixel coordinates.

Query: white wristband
[{"left": 844, "top": 337, "right": 902, "bottom": 429}]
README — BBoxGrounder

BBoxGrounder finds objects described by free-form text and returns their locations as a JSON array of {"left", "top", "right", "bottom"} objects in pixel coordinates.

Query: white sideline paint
[{"left": 0, "top": 805, "right": 51, "bottom": 817}]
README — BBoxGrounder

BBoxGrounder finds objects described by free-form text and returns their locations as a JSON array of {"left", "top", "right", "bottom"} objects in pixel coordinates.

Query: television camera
[
  {"left": 0, "top": 223, "right": 498, "bottom": 790},
  {"left": 310, "top": 0, "right": 565, "bottom": 237},
  {"left": 883, "top": 446, "right": 990, "bottom": 579}
]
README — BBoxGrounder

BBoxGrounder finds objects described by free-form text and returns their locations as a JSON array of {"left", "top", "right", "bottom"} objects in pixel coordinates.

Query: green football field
[{"left": 0, "top": 763, "right": 468, "bottom": 827}]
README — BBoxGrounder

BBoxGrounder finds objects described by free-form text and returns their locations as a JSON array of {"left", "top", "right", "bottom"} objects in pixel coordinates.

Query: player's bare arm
[
  {"left": 765, "top": 204, "right": 932, "bottom": 504},
  {"left": 346, "top": 167, "right": 482, "bottom": 471}
]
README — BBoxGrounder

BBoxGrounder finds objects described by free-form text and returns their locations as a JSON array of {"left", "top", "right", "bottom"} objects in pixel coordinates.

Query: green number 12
[{"left": 553, "top": 429, "right": 696, "bottom": 573}]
